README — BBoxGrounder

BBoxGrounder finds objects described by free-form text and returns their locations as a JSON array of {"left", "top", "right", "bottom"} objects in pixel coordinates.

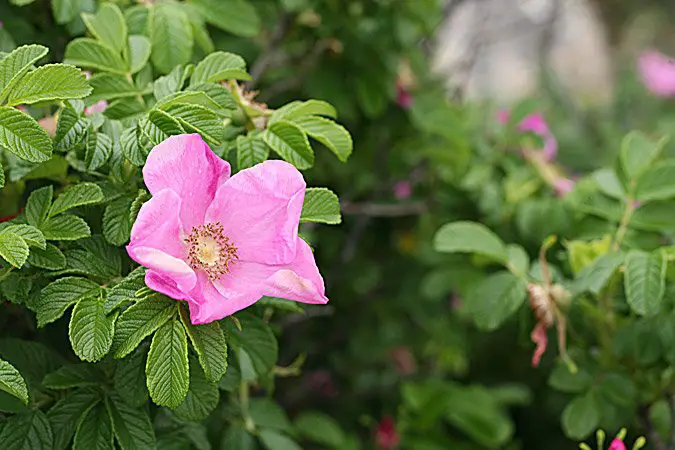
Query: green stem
[
  {"left": 0, "top": 267, "right": 13, "bottom": 282},
  {"left": 239, "top": 381, "right": 255, "bottom": 433},
  {"left": 612, "top": 192, "right": 636, "bottom": 252}
]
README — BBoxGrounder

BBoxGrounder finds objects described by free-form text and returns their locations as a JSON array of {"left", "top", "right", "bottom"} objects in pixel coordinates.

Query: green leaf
[
  {"left": 146, "top": 319, "right": 190, "bottom": 408},
  {"left": 173, "top": 355, "right": 219, "bottom": 421},
  {"left": 69, "top": 296, "right": 116, "bottom": 362},
  {"left": 125, "top": 5, "right": 149, "bottom": 35},
  {"left": 0, "top": 106, "right": 52, "bottom": 162},
  {"left": 106, "top": 393, "right": 156, "bottom": 450},
  {"left": 222, "top": 426, "right": 256, "bottom": 450},
  {"left": 114, "top": 343, "right": 149, "bottom": 407},
  {"left": 263, "top": 121, "right": 314, "bottom": 170},
  {"left": 186, "top": 82, "right": 236, "bottom": 110},
  {"left": 148, "top": 107, "right": 186, "bottom": 136},
  {"left": 47, "top": 388, "right": 99, "bottom": 450},
  {"left": 54, "top": 106, "right": 89, "bottom": 152},
  {"left": 105, "top": 267, "right": 145, "bottom": 313},
  {"left": 42, "top": 364, "right": 101, "bottom": 390},
  {"left": 5, "top": 64, "right": 91, "bottom": 106},
  {"left": 624, "top": 250, "right": 666, "bottom": 316},
  {"left": 52, "top": 0, "right": 79, "bottom": 24},
  {"left": 228, "top": 314, "right": 278, "bottom": 378},
  {"left": 2, "top": 224, "right": 45, "bottom": 248},
  {"left": 466, "top": 271, "right": 528, "bottom": 331},
  {"left": 85, "top": 132, "right": 113, "bottom": 171},
  {"left": 103, "top": 196, "right": 133, "bottom": 246},
  {"left": 153, "top": 65, "right": 185, "bottom": 100},
  {"left": 0, "top": 231, "right": 29, "bottom": 268},
  {"left": 635, "top": 160, "right": 675, "bottom": 202},
  {"left": 88, "top": 73, "right": 141, "bottom": 103},
  {"left": 506, "top": 244, "right": 530, "bottom": 276},
  {"left": 573, "top": 252, "right": 624, "bottom": 295},
  {"left": 433, "top": 221, "right": 508, "bottom": 263},
  {"left": 300, "top": 187, "right": 341, "bottom": 224},
  {"left": 150, "top": 3, "right": 193, "bottom": 75},
  {"left": 73, "top": 402, "right": 114, "bottom": 450},
  {"left": 27, "top": 243, "right": 66, "bottom": 270},
  {"left": 50, "top": 182, "right": 104, "bottom": 217},
  {"left": 41, "top": 214, "right": 91, "bottom": 241},
  {"left": 0, "top": 359, "right": 28, "bottom": 404},
  {"left": 155, "top": 91, "right": 222, "bottom": 111},
  {"left": 294, "top": 412, "right": 345, "bottom": 447},
  {"left": 0, "top": 44, "right": 49, "bottom": 102},
  {"left": 236, "top": 134, "right": 268, "bottom": 170},
  {"left": 64, "top": 38, "right": 128, "bottom": 75},
  {"left": 620, "top": 131, "right": 666, "bottom": 181},
  {"left": 37, "top": 277, "right": 101, "bottom": 327},
  {"left": 161, "top": 102, "right": 223, "bottom": 145},
  {"left": 290, "top": 116, "right": 352, "bottom": 162},
  {"left": 271, "top": 100, "right": 337, "bottom": 123},
  {"left": 562, "top": 393, "right": 600, "bottom": 439},
  {"left": 0, "top": 410, "right": 54, "bottom": 450},
  {"left": 26, "top": 185, "right": 52, "bottom": 227},
  {"left": 250, "top": 398, "right": 292, "bottom": 432},
  {"left": 127, "top": 35, "right": 151, "bottom": 74},
  {"left": 112, "top": 295, "right": 177, "bottom": 358},
  {"left": 258, "top": 429, "right": 302, "bottom": 450},
  {"left": 81, "top": 3, "right": 127, "bottom": 53},
  {"left": 191, "top": 51, "right": 250, "bottom": 84},
  {"left": 180, "top": 313, "right": 228, "bottom": 383},
  {"left": 55, "top": 237, "right": 121, "bottom": 278},
  {"left": 548, "top": 363, "right": 593, "bottom": 393},
  {"left": 189, "top": 0, "right": 261, "bottom": 37},
  {"left": 0, "top": 338, "right": 65, "bottom": 386}
]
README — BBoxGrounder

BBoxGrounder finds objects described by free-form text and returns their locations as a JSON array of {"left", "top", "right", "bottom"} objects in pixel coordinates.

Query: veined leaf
[
  {"left": 191, "top": 51, "right": 250, "bottom": 84},
  {"left": 88, "top": 73, "right": 141, "bottom": 103},
  {"left": 625, "top": 250, "right": 667, "bottom": 316},
  {"left": 54, "top": 106, "right": 89, "bottom": 152},
  {"left": 50, "top": 182, "right": 104, "bottom": 217},
  {"left": 153, "top": 65, "right": 184, "bottom": 100},
  {"left": 69, "top": 296, "right": 116, "bottom": 362},
  {"left": 27, "top": 244, "right": 66, "bottom": 270},
  {"left": 270, "top": 100, "right": 337, "bottom": 123},
  {"left": 0, "top": 410, "right": 54, "bottom": 450},
  {"left": 112, "top": 295, "right": 177, "bottom": 359},
  {"left": 105, "top": 267, "right": 145, "bottom": 314},
  {"left": 72, "top": 402, "right": 114, "bottom": 450},
  {"left": 263, "top": 121, "right": 314, "bottom": 170},
  {"left": 146, "top": 319, "right": 190, "bottom": 408},
  {"left": 290, "top": 116, "right": 352, "bottom": 162},
  {"left": 47, "top": 388, "right": 99, "bottom": 450},
  {"left": 188, "top": 0, "right": 261, "bottom": 37},
  {"left": 41, "top": 214, "right": 91, "bottom": 241},
  {"left": 25, "top": 185, "right": 52, "bottom": 227},
  {"left": 5, "top": 64, "right": 91, "bottom": 106},
  {"left": 236, "top": 134, "right": 268, "bottom": 170},
  {"left": 433, "top": 221, "right": 508, "bottom": 263},
  {"left": 161, "top": 102, "right": 223, "bottom": 145},
  {"left": 0, "top": 231, "right": 29, "bottom": 268},
  {"left": 227, "top": 314, "right": 278, "bottom": 378},
  {"left": 0, "top": 106, "right": 52, "bottom": 162},
  {"left": 300, "top": 188, "right": 341, "bottom": 224},
  {"left": 573, "top": 252, "right": 624, "bottom": 295},
  {"left": 106, "top": 393, "right": 156, "bottom": 450},
  {"left": 127, "top": 35, "right": 151, "bottom": 74},
  {"left": 113, "top": 343, "right": 149, "bottom": 407},
  {"left": 64, "top": 38, "right": 128, "bottom": 75},
  {"left": 180, "top": 311, "right": 228, "bottom": 383},
  {"left": 103, "top": 196, "right": 133, "bottom": 246},
  {"left": 85, "top": 132, "right": 113, "bottom": 171},
  {"left": 620, "top": 131, "right": 666, "bottom": 181},
  {"left": 466, "top": 271, "right": 528, "bottom": 331},
  {"left": 173, "top": 356, "right": 219, "bottom": 421},
  {"left": 635, "top": 160, "right": 675, "bottom": 202},
  {"left": 81, "top": 3, "right": 127, "bottom": 53},
  {"left": 0, "top": 359, "right": 28, "bottom": 404},
  {"left": 150, "top": 3, "right": 193, "bottom": 75},
  {"left": 52, "top": 0, "right": 79, "bottom": 24},
  {"left": 2, "top": 224, "right": 45, "bottom": 249},
  {"left": 0, "top": 44, "right": 49, "bottom": 102},
  {"left": 42, "top": 364, "right": 102, "bottom": 390}
]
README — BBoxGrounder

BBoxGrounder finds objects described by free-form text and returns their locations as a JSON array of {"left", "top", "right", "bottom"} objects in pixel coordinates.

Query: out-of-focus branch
[
  {"left": 248, "top": 14, "right": 294, "bottom": 89},
  {"left": 639, "top": 405, "right": 668, "bottom": 450},
  {"left": 340, "top": 201, "right": 427, "bottom": 217}
]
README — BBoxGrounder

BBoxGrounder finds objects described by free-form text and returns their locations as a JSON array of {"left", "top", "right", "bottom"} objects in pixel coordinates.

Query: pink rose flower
[
  {"left": 638, "top": 50, "right": 675, "bottom": 97},
  {"left": 375, "top": 417, "right": 400, "bottom": 450},
  {"left": 608, "top": 438, "right": 626, "bottom": 450},
  {"left": 395, "top": 80, "right": 413, "bottom": 109},
  {"left": 126, "top": 134, "right": 329, "bottom": 324},
  {"left": 85, "top": 100, "right": 107, "bottom": 116},
  {"left": 553, "top": 177, "right": 576, "bottom": 197},
  {"left": 497, "top": 110, "right": 558, "bottom": 160},
  {"left": 393, "top": 180, "right": 412, "bottom": 200}
]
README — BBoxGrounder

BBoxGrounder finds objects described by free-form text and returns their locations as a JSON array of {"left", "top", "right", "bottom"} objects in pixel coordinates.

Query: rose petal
[
  {"left": 531, "top": 322, "right": 548, "bottom": 367},
  {"left": 638, "top": 50, "right": 675, "bottom": 97},
  {"left": 205, "top": 160, "right": 305, "bottom": 265},
  {"left": 143, "top": 134, "right": 230, "bottom": 230}
]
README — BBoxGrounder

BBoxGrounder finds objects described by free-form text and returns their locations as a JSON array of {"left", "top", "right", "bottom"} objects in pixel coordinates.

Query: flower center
[{"left": 186, "top": 222, "right": 238, "bottom": 281}]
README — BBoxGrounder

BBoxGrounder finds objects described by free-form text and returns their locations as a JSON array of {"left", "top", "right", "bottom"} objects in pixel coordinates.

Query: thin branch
[{"left": 248, "top": 14, "right": 294, "bottom": 88}]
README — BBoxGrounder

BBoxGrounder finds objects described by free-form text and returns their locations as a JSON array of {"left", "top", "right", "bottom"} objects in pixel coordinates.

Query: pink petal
[
  {"left": 638, "top": 50, "right": 675, "bottom": 97},
  {"left": 496, "top": 110, "right": 510, "bottom": 124},
  {"left": 145, "top": 270, "right": 190, "bottom": 301},
  {"left": 143, "top": 134, "right": 230, "bottom": 231},
  {"left": 85, "top": 100, "right": 108, "bottom": 115},
  {"left": 531, "top": 322, "right": 548, "bottom": 367},
  {"left": 205, "top": 160, "right": 305, "bottom": 265},
  {"left": 187, "top": 271, "right": 263, "bottom": 325},
  {"left": 393, "top": 181, "right": 412, "bottom": 200},
  {"left": 518, "top": 113, "right": 549, "bottom": 135},
  {"left": 126, "top": 189, "right": 196, "bottom": 293},
  {"left": 609, "top": 438, "right": 627, "bottom": 450}
]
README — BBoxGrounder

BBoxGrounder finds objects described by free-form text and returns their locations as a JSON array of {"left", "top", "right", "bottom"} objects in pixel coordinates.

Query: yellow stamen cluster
[{"left": 186, "top": 222, "right": 238, "bottom": 281}]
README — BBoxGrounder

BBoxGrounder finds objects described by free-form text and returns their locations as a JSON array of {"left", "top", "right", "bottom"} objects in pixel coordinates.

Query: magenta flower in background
[
  {"left": 85, "top": 100, "right": 107, "bottom": 116},
  {"left": 395, "top": 80, "right": 413, "bottom": 109},
  {"left": 638, "top": 50, "right": 675, "bottom": 97},
  {"left": 608, "top": 438, "right": 626, "bottom": 450},
  {"left": 375, "top": 417, "right": 400, "bottom": 450},
  {"left": 498, "top": 110, "right": 558, "bottom": 160},
  {"left": 553, "top": 177, "right": 576, "bottom": 197},
  {"left": 126, "top": 134, "right": 329, "bottom": 324},
  {"left": 393, "top": 180, "right": 412, "bottom": 200}
]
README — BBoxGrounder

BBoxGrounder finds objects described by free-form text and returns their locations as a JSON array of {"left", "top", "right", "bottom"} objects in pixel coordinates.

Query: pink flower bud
[{"left": 375, "top": 417, "right": 400, "bottom": 450}]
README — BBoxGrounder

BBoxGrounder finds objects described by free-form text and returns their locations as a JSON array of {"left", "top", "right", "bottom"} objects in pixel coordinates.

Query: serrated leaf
[
  {"left": 73, "top": 402, "right": 114, "bottom": 450},
  {"left": 26, "top": 185, "right": 52, "bottom": 227},
  {"left": 173, "top": 355, "right": 219, "bottom": 421},
  {"left": 54, "top": 106, "right": 89, "bottom": 151},
  {"left": 55, "top": 237, "right": 121, "bottom": 279},
  {"left": 121, "top": 126, "right": 144, "bottom": 166},
  {"left": 263, "top": 121, "right": 314, "bottom": 169},
  {"left": 0, "top": 44, "right": 49, "bottom": 102},
  {"left": 227, "top": 314, "right": 278, "bottom": 378},
  {"left": 620, "top": 131, "right": 666, "bottom": 181},
  {"left": 0, "top": 106, "right": 52, "bottom": 162},
  {"left": 36, "top": 277, "right": 101, "bottom": 327},
  {"left": 114, "top": 343, "right": 149, "bottom": 407},
  {"left": 103, "top": 196, "right": 133, "bottom": 246},
  {"left": 27, "top": 243, "right": 66, "bottom": 270},
  {"left": 2, "top": 224, "right": 45, "bottom": 248},
  {"left": 150, "top": 3, "right": 193, "bottom": 75},
  {"left": 0, "top": 359, "right": 28, "bottom": 404},
  {"left": 573, "top": 252, "right": 624, "bottom": 295},
  {"left": 106, "top": 393, "right": 156, "bottom": 450},
  {"left": 258, "top": 429, "right": 301, "bottom": 450},
  {"left": 64, "top": 38, "right": 128, "bottom": 75},
  {"left": 161, "top": 102, "right": 223, "bottom": 145},
  {"left": 69, "top": 296, "right": 116, "bottom": 362},
  {"left": 222, "top": 426, "right": 256, "bottom": 449},
  {"left": 187, "top": 82, "right": 236, "bottom": 110},
  {"left": 52, "top": 0, "right": 79, "bottom": 24},
  {"left": 300, "top": 187, "right": 341, "bottom": 224},
  {"left": 236, "top": 134, "right": 268, "bottom": 170},
  {"left": 127, "top": 35, "right": 151, "bottom": 73},
  {"left": 635, "top": 160, "right": 675, "bottom": 202},
  {"left": 191, "top": 51, "right": 249, "bottom": 84},
  {"left": 81, "top": 3, "right": 127, "bottom": 53},
  {"left": 125, "top": 5, "right": 149, "bottom": 35},
  {"left": 0, "top": 231, "right": 29, "bottom": 268},
  {"left": 0, "top": 338, "right": 65, "bottom": 386},
  {"left": 42, "top": 364, "right": 101, "bottom": 390},
  {"left": 138, "top": 116, "right": 170, "bottom": 148},
  {"left": 47, "top": 388, "right": 99, "bottom": 450},
  {"left": 0, "top": 410, "right": 54, "bottom": 450},
  {"left": 88, "top": 73, "right": 141, "bottom": 103},
  {"left": 290, "top": 116, "right": 352, "bottom": 162},
  {"left": 129, "top": 190, "right": 149, "bottom": 228},
  {"left": 153, "top": 65, "right": 184, "bottom": 100},
  {"left": 85, "top": 132, "right": 113, "bottom": 171},
  {"left": 156, "top": 91, "right": 221, "bottom": 111},
  {"left": 5, "top": 64, "right": 91, "bottom": 106},
  {"left": 148, "top": 107, "right": 185, "bottom": 135},
  {"left": 624, "top": 250, "right": 666, "bottom": 316},
  {"left": 105, "top": 267, "right": 146, "bottom": 314},
  {"left": 433, "top": 221, "right": 508, "bottom": 263},
  {"left": 146, "top": 319, "right": 190, "bottom": 408},
  {"left": 562, "top": 393, "right": 599, "bottom": 439},
  {"left": 271, "top": 100, "right": 337, "bottom": 123},
  {"left": 466, "top": 271, "right": 527, "bottom": 330},
  {"left": 41, "top": 214, "right": 91, "bottom": 241},
  {"left": 112, "top": 295, "right": 177, "bottom": 358},
  {"left": 50, "top": 182, "right": 104, "bottom": 217},
  {"left": 180, "top": 312, "right": 227, "bottom": 383},
  {"left": 189, "top": 0, "right": 261, "bottom": 37}
]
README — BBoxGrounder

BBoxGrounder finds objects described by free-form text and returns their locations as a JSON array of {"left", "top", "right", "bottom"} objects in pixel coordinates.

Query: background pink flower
[
  {"left": 85, "top": 100, "right": 107, "bottom": 115},
  {"left": 498, "top": 110, "right": 558, "bottom": 160},
  {"left": 126, "top": 134, "right": 329, "bottom": 324},
  {"left": 638, "top": 50, "right": 675, "bottom": 97},
  {"left": 393, "top": 180, "right": 412, "bottom": 200},
  {"left": 608, "top": 438, "right": 626, "bottom": 450},
  {"left": 375, "top": 417, "right": 400, "bottom": 450}
]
